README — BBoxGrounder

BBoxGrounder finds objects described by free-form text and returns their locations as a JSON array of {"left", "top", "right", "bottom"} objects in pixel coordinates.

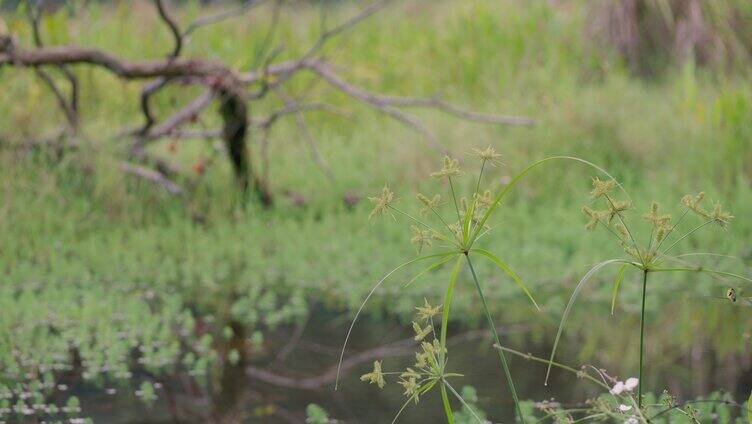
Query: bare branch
[
  {"left": 138, "top": 77, "right": 170, "bottom": 134},
  {"left": 168, "top": 129, "right": 222, "bottom": 139},
  {"left": 274, "top": 87, "right": 337, "bottom": 183},
  {"left": 304, "top": 0, "right": 391, "bottom": 58},
  {"left": 154, "top": 0, "right": 183, "bottom": 58},
  {"left": 0, "top": 45, "right": 246, "bottom": 85},
  {"left": 146, "top": 102, "right": 347, "bottom": 141},
  {"left": 308, "top": 60, "right": 535, "bottom": 126},
  {"left": 120, "top": 162, "right": 184, "bottom": 195},
  {"left": 24, "top": 0, "right": 79, "bottom": 130},
  {"left": 32, "top": 67, "right": 78, "bottom": 129},
  {"left": 2, "top": 0, "right": 534, "bottom": 201},
  {"left": 183, "top": 0, "right": 266, "bottom": 37},
  {"left": 255, "top": 101, "right": 349, "bottom": 128},
  {"left": 145, "top": 90, "right": 215, "bottom": 140}
]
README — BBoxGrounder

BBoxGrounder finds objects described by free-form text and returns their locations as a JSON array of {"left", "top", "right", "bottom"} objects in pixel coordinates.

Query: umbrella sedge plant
[
  {"left": 545, "top": 178, "right": 752, "bottom": 410},
  {"left": 335, "top": 148, "right": 623, "bottom": 423}
]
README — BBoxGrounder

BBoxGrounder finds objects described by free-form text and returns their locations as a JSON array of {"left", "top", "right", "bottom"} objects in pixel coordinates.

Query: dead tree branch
[
  {"left": 24, "top": 0, "right": 79, "bottom": 130},
  {"left": 1, "top": 0, "right": 534, "bottom": 203},
  {"left": 120, "top": 162, "right": 184, "bottom": 195},
  {"left": 308, "top": 60, "right": 535, "bottom": 126}
]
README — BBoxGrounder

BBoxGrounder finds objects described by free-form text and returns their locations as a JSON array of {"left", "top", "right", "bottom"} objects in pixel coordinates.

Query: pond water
[{"left": 71, "top": 308, "right": 750, "bottom": 423}]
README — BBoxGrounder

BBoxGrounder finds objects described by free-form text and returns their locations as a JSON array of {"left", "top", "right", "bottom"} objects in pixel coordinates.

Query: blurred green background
[{"left": 1, "top": 0, "right": 751, "bottom": 422}]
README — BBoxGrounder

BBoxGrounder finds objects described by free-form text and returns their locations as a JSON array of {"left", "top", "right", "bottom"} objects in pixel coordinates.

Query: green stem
[
  {"left": 440, "top": 384, "right": 455, "bottom": 424},
  {"left": 465, "top": 254, "right": 524, "bottom": 422},
  {"left": 638, "top": 269, "right": 648, "bottom": 408}
]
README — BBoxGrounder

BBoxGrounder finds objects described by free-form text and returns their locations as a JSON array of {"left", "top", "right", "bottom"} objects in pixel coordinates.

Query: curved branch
[
  {"left": 307, "top": 60, "right": 535, "bottom": 126},
  {"left": 183, "top": 0, "right": 265, "bottom": 37},
  {"left": 138, "top": 77, "right": 170, "bottom": 134},
  {"left": 145, "top": 90, "right": 215, "bottom": 140},
  {"left": 24, "top": 0, "right": 79, "bottom": 130},
  {"left": 154, "top": 0, "right": 183, "bottom": 58},
  {"left": 1, "top": 45, "right": 243, "bottom": 82},
  {"left": 120, "top": 162, "right": 184, "bottom": 195}
]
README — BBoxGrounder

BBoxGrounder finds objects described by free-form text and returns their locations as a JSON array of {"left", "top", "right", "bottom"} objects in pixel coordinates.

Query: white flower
[
  {"left": 624, "top": 377, "right": 639, "bottom": 391},
  {"left": 618, "top": 404, "right": 632, "bottom": 412},
  {"left": 624, "top": 416, "right": 638, "bottom": 424},
  {"left": 610, "top": 381, "right": 626, "bottom": 395}
]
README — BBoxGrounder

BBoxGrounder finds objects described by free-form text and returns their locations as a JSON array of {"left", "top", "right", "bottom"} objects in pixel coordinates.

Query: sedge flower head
[
  {"left": 368, "top": 185, "right": 396, "bottom": 220},
  {"left": 471, "top": 145, "right": 504, "bottom": 167},
  {"left": 360, "top": 361, "right": 386, "bottom": 388},
  {"left": 643, "top": 201, "right": 671, "bottom": 229},
  {"left": 681, "top": 192, "right": 709, "bottom": 219},
  {"left": 590, "top": 177, "right": 615, "bottom": 199},
  {"left": 474, "top": 190, "right": 493, "bottom": 209},
  {"left": 415, "top": 298, "right": 441, "bottom": 322},
  {"left": 431, "top": 156, "right": 463, "bottom": 179},
  {"left": 412, "top": 322, "right": 433, "bottom": 342},
  {"left": 710, "top": 202, "right": 733, "bottom": 229},
  {"left": 416, "top": 193, "right": 442, "bottom": 216},
  {"left": 410, "top": 226, "right": 433, "bottom": 253}
]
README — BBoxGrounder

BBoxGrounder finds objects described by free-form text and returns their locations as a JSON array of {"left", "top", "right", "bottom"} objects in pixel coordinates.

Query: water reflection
[{"left": 74, "top": 308, "right": 749, "bottom": 423}]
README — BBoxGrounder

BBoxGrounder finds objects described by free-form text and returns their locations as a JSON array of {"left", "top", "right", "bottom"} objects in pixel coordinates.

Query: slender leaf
[
  {"left": 471, "top": 248, "right": 539, "bottom": 310},
  {"left": 439, "top": 255, "right": 464, "bottom": 365},
  {"left": 610, "top": 264, "right": 628, "bottom": 315},
  {"left": 545, "top": 259, "right": 625, "bottom": 385},
  {"left": 440, "top": 384, "right": 456, "bottom": 424},
  {"left": 336, "top": 251, "right": 458, "bottom": 389},
  {"left": 471, "top": 156, "right": 629, "bottom": 244},
  {"left": 444, "top": 381, "right": 484, "bottom": 424},
  {"left": 404, "top": 254, "right": 458, "bottom": 288}
]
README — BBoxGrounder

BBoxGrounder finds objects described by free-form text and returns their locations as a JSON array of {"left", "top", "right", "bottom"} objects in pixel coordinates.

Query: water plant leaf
[
  {"left": 404, "top": 255, "right": 458, "bottom": 288},
  {"left": 336, "top": 250, "right": 459, "bottom": 389},
  {"left": 610, "top": 264, "right": 628, "bottom": 315},
  {"left": 545, "top": 258, "right": 626, "bottom": 385},
  {"left": 439, "top": 255, "right": 465, "bottom": 365},
  {"left": 471, "top": 248, "right": 539, "bottom": 311}
]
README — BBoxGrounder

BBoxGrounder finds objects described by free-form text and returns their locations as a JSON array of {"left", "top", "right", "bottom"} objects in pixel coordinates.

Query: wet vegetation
[{"left": 1, "top": 0, "right": 752, "bottom": 422}]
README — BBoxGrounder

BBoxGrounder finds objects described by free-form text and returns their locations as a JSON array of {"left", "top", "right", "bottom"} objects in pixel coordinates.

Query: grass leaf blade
[
  {"left": 336, "top": 250, "right": 458, "bottom": 389},
  {"left": 545, "top": 258, "right": 624, "bottom": 385},
  {"left": 610, "top": 264, "right": 628, "bottom": 315},
  {"left": 471, "top": 248, "right": 539, "bottom": 311}
]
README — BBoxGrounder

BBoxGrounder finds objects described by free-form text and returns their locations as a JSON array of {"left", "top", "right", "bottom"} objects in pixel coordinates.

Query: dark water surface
[{"left": 72, "top": 308, "right": 751, "bottom": 423}]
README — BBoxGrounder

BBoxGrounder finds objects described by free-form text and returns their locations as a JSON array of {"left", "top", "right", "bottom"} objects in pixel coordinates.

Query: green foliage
[
  {"left": 0, "top": 0, "right": 751, "bottom": 421},
  {"left": 306, "top": 403, "right": 331, "bottom": 424}
]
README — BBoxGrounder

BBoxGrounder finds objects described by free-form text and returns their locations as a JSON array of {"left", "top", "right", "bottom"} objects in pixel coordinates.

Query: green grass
[{"left": 1, "top": 0, "right": 752, "bottom": 420}]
